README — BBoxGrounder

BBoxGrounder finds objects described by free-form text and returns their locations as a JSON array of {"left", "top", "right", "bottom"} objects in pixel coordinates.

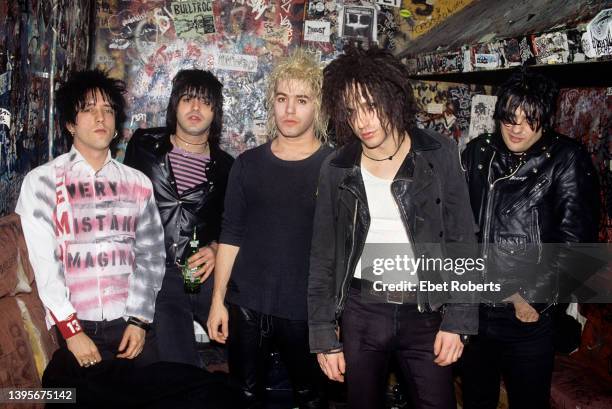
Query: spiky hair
[{"left": 265, "top": 48, "right": 327, "bottom": 141}]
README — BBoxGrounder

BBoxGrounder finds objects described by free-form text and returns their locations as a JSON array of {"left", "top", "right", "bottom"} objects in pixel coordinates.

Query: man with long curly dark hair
[{"left": 308, "top": 46, "right": 478, "bottom": 409}]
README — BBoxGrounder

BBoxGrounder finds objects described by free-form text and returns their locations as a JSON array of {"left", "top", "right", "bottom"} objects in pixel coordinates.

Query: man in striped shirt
[{"left": 124, "top": 70, "right": 233, "bottom": 367}]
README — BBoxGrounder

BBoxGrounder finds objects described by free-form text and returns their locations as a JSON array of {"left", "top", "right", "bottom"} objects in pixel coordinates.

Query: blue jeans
[
  {"left": 153, "top": 264, "right": 213, "bottom": 367},
  {"left": 460, "top": 305, "right": 554, "bottom": 409}
]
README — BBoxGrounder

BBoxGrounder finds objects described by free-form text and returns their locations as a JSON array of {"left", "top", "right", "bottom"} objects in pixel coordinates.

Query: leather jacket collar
[
  {"left": 488, "top": 129, "right": 555, "bottom": 158},
  {"left": 330, "top": 128, "right": 442, "bottom": 205},
  {"left": 330, "top": 128, "right": 441, "bottom": 169}
]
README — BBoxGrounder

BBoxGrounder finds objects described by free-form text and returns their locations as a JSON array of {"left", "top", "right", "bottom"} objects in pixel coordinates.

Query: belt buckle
[{"left": 386, "top": 291, "right": 404, "bottom": 304}]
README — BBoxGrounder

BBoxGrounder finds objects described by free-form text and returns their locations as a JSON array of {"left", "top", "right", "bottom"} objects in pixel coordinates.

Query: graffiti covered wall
[
  {"left": 554, "top": 88, "right": 612, "bottom": 241},
  {"left": 411, "top": 80, "right": 490, "bottom": 148},
  {"left": 0, "top": 1, "right": 93, "bottom": 217},
  {"left": 93, "top": 0, "right": 476, "bottom": 158},
  {"left": 93, "top": 0, "right": 306, "bottom": 158}
]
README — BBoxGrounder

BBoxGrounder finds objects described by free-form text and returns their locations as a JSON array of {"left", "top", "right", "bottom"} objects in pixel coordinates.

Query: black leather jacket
[
  {"left": 124, "top": 128, "right": 234, "bottom": 265},
  {"left": 308, "top": 128, "right": 479, "bottom": 353},
  {"left": 461, "top": 131, "right": 599, "bottom": 306}
]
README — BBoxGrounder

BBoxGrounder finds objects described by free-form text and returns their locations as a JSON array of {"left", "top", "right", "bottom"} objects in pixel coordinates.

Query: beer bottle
[{"left": 182, "top": 230, "right": 201, "bottom": 293}]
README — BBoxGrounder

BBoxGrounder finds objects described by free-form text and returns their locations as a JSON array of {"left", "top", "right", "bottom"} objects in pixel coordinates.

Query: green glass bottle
[{"left": 182, "top": 230, "right": 201, "bottom": 293}]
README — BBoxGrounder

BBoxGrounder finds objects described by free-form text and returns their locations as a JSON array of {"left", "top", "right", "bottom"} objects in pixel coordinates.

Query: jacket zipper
[
  {"left": 336, "top": 199, "right": 359, "bottom": 319},
  {"left": 392, "top": 179, "right": 424, "bottom": 312},
  {"left": 502, "top": 177, "right": 549, "bottom": 215},
  {"left": 481, "top": 151, "right": 523, "bottom": 281},
  {"left": 483, "top": 152, "right": 557, "bottom": 311}
]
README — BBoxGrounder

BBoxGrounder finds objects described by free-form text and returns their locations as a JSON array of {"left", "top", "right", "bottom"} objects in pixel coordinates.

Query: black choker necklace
[{"left": 362, "top": 142, "right": 402, "bottom": 162}]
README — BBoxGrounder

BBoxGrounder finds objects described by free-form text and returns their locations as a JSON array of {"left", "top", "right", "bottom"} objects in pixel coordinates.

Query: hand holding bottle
[{"left": 187, "top": 244, "right": 216, "bottom": 282}]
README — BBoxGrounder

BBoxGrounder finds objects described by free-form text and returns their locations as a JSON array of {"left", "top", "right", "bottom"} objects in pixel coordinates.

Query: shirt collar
[{"left": 68, "top": 146, "right": 117, "bottom": 173}]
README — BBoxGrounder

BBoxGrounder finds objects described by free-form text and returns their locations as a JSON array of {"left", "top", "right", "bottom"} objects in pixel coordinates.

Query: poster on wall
[
  {"left": 216, "top": 53, "right": 259, "bottom": 73},
  {"left": 339, "top": 5, "right": 377, "bottom": 43},
  {"left": 468, "top": 94, "right": 497, "bottom": 141},
  {"left": 582, "top": 8, "right": 612, "bottom": 58},
  {"left": 303, "top": 20, "right": 331, "bottom": 43},
  {"left": 171, "top": 0, "right": 216, "bottom": 38},
  {"left": 532, "top": 32, "right": 570, "bottom": 64}
]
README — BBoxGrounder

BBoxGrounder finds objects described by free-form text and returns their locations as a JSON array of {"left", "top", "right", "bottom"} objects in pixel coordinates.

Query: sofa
[{"left": 0, "top": 213, "right": 59, "bottom": 409}]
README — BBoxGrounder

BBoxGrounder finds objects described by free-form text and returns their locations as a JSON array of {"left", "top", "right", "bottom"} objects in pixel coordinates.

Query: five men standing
[{"left": 16, "top": 48, "right": 601, "bottom": 409}]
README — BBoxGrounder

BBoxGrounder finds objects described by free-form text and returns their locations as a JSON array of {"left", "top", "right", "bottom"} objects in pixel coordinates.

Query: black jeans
[
  {"left": 227, "top": 303, "right": 326, "bottom": 409},
  {"left": 49, "top": 317, "right": 158, "bottom": 379},
  {"left": 460, "top": 305, "right": 554, "bottom": 409},
  {"left": 154, "top": 264, "right": 213, "bottom": 367},
  {"left": 341, "top": 287, "right": 455, "bottom": 409}
]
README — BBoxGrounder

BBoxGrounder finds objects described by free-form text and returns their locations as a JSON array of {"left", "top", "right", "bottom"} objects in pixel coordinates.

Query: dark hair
[
  {"left": 166, "top": 69, "right": 224, "bottom": 146},
  {"left": 494, "top": 69, "right": 559, "bottom": 132},
  {"left": 56, "top": 69, "right": 126, "bottom": 142},
  {"left": 322, "top": 45, "right": 418, "bottom": 146}
]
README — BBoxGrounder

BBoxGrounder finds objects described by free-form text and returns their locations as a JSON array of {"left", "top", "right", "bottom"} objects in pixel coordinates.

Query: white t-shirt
[{"left": 354, "top": 166, "right": 414, "bottom": 279}]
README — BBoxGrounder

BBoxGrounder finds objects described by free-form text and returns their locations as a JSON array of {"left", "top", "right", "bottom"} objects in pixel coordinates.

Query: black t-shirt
[{"left": 220, "top": 141, "right": 333, "bottom": 320}]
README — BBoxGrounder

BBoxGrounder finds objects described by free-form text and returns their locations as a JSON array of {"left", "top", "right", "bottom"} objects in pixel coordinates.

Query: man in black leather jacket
[
  {"left": 308, "top": 46, "right": 478, "bottom": 409},
  {"left": 124, "top": 70, "right": 233, "bottom": 367},
  {"left": 460, "top": 70, "right": 600, "bottom": 409}
]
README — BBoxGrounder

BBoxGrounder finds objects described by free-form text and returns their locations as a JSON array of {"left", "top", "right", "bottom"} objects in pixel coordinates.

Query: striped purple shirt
[{"left": 168, "top": 146, "right": 210, "bottom": 195}]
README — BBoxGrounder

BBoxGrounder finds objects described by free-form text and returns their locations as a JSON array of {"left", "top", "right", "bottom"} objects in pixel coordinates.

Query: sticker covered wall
[
  {"left": 0, "top": 1, "right": 93, "bottom": 217},
  {"left": 93, "top": 0, "right": 306, "bottom": 159},
  {"left": 412, "top": 80, "right": 490, "bottom": 148},
  {"left": 554, "top": 88, "right": 611, "bottom": 241}
]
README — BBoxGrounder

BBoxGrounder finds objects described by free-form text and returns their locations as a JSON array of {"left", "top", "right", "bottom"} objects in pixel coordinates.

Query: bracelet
[
  {"left": 51, "top": 312, "right": 83, "bottom": 339},
  {"left": 127, "top": 316, "right": 151, "bottom": 331}
]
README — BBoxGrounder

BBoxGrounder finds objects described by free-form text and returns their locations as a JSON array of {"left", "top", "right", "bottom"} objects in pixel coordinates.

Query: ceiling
[{"left": 397, "top": 0, "right": 611, "bottom": 58}]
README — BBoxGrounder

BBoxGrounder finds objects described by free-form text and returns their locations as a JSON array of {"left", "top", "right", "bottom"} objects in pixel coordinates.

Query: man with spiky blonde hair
[{"left": 207, "top": 49, "right": 330, "bottom": 408}]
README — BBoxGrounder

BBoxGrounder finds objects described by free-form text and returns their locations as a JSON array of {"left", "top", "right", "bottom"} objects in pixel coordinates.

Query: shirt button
[
  {"left": 439, "top": 231, "right": 444, "bottom": 237},
  {"left": 435, "top": 198, "right": 441, "bottom": 204}
]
